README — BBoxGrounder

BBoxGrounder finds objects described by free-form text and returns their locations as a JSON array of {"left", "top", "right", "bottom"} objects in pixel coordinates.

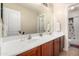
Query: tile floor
[{"left": 60, "top": 47, "right": 79, "bottom": 56}]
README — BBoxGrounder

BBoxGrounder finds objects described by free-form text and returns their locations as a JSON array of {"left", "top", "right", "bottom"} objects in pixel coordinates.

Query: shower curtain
[{"left": 69, "top": 17, "right": 79, "bottom": 45}]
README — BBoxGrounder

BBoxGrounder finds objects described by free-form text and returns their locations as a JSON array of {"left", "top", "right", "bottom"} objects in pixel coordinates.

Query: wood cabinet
[
  {"left": 41, "top": 41, "right": 54, "bottom": 56},
  {"left": 59, "top": 36, "right": 64, "bottom": 52},
  {"left": 53, "top": 38, "right": 60, "bottom": 56},
  {"left": 17, "top": 36, "right": 64, "bottom": 56}
]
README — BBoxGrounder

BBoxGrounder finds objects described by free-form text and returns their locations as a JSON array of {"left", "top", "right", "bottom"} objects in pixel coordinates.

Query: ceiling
[
  {"left": 18, "top": 3, "right": 45, "bottom": 13},
  {"left": 68, "top": 3, "right": 79, "bottom": 11},
  {"left": 18, "top": 3, "right": 76, "bottom": 13},
  {"left": 18, "top": 3, "right": 54, "bottom": 13}
]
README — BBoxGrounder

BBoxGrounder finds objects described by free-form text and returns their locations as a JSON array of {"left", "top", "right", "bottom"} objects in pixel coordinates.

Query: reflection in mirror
[
  {"left": 0, "top": 3, "right": 3, "bottom": 37},
  {"left": 2, "top": 3, "right": 53, "bottom": 37}
]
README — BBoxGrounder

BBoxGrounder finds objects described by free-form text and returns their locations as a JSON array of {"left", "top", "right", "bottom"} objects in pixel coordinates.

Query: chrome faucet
[
  {"left": 28, "top": 34, "right": 32, "bottom": 39},
  {"left": 39, "top": 33, "right": 43, "bottom": 37}
]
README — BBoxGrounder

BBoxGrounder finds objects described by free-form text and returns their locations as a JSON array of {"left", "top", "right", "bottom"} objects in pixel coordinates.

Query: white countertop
[{"left": 1, "top": 32, "right": 64, "bottom": 56}]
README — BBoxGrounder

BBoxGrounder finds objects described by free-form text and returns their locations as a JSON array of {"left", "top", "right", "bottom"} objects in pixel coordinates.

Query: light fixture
[
  {"left": 42, "top": 3, "right": 48, "bottom": 7},
  {"left": 70, "top": 6, "right": 75, "bottom": 10}
]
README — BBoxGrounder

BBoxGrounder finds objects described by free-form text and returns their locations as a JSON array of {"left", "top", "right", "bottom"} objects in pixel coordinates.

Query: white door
[{"left": 3, "top": 8, "right": 21, "bottom": 36}]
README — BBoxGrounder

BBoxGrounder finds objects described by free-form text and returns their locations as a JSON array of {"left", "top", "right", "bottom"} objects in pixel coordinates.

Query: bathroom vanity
[
  {"left": 1, "top": 32, "right": 64, "bottom": 56},
  {"left": 17, "top": 35, "right": 64, "bottom": 56}
]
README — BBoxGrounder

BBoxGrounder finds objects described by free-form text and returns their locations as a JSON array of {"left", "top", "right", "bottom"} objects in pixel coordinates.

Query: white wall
[
  {"left": 69, "top": 9, "right": 79, "bottom": 18},
  {"left": 53, "top": 3, "right": 69, "bottom": 51}
]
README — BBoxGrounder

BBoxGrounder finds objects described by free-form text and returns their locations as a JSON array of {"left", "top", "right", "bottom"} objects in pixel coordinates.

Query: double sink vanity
[
  {"left": 17, "top": 35, "right": 64, "bottom": 56},
  {"left": 1, "top": 32, "right": 65, "bottom": 56}
]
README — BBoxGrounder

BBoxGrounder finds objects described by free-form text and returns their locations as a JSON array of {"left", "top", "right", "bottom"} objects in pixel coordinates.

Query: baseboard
[{"left": 70, "top": 44, "right": 79, "bottom": 48}]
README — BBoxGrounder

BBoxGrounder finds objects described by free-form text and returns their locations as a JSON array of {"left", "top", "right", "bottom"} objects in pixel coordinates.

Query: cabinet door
[
  {"left": 59, "top": 36, "right": 64, "bottom": 52},
  {"left": 17, "top": 46, "right": 41, "bottom": 56},
  {"left": 53, "top": 38, "right": 60, "bottom": 56},
  {"left": 62, "top": 36, "right": 64, "bottom": 48},
  {"left": 36, "top": 46, "right": 41, "bottom": 56},
  {"left": 41, "top": 41, "right": 53, "bottom": 56}
]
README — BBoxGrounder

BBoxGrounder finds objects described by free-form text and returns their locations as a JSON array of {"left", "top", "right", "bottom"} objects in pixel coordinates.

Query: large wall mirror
[
  {"left": 1, "top": 3, "right": 54, "bottom": 37},
  {"left": 0, "top": 3, "right": 3, "bottom": 37}
]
